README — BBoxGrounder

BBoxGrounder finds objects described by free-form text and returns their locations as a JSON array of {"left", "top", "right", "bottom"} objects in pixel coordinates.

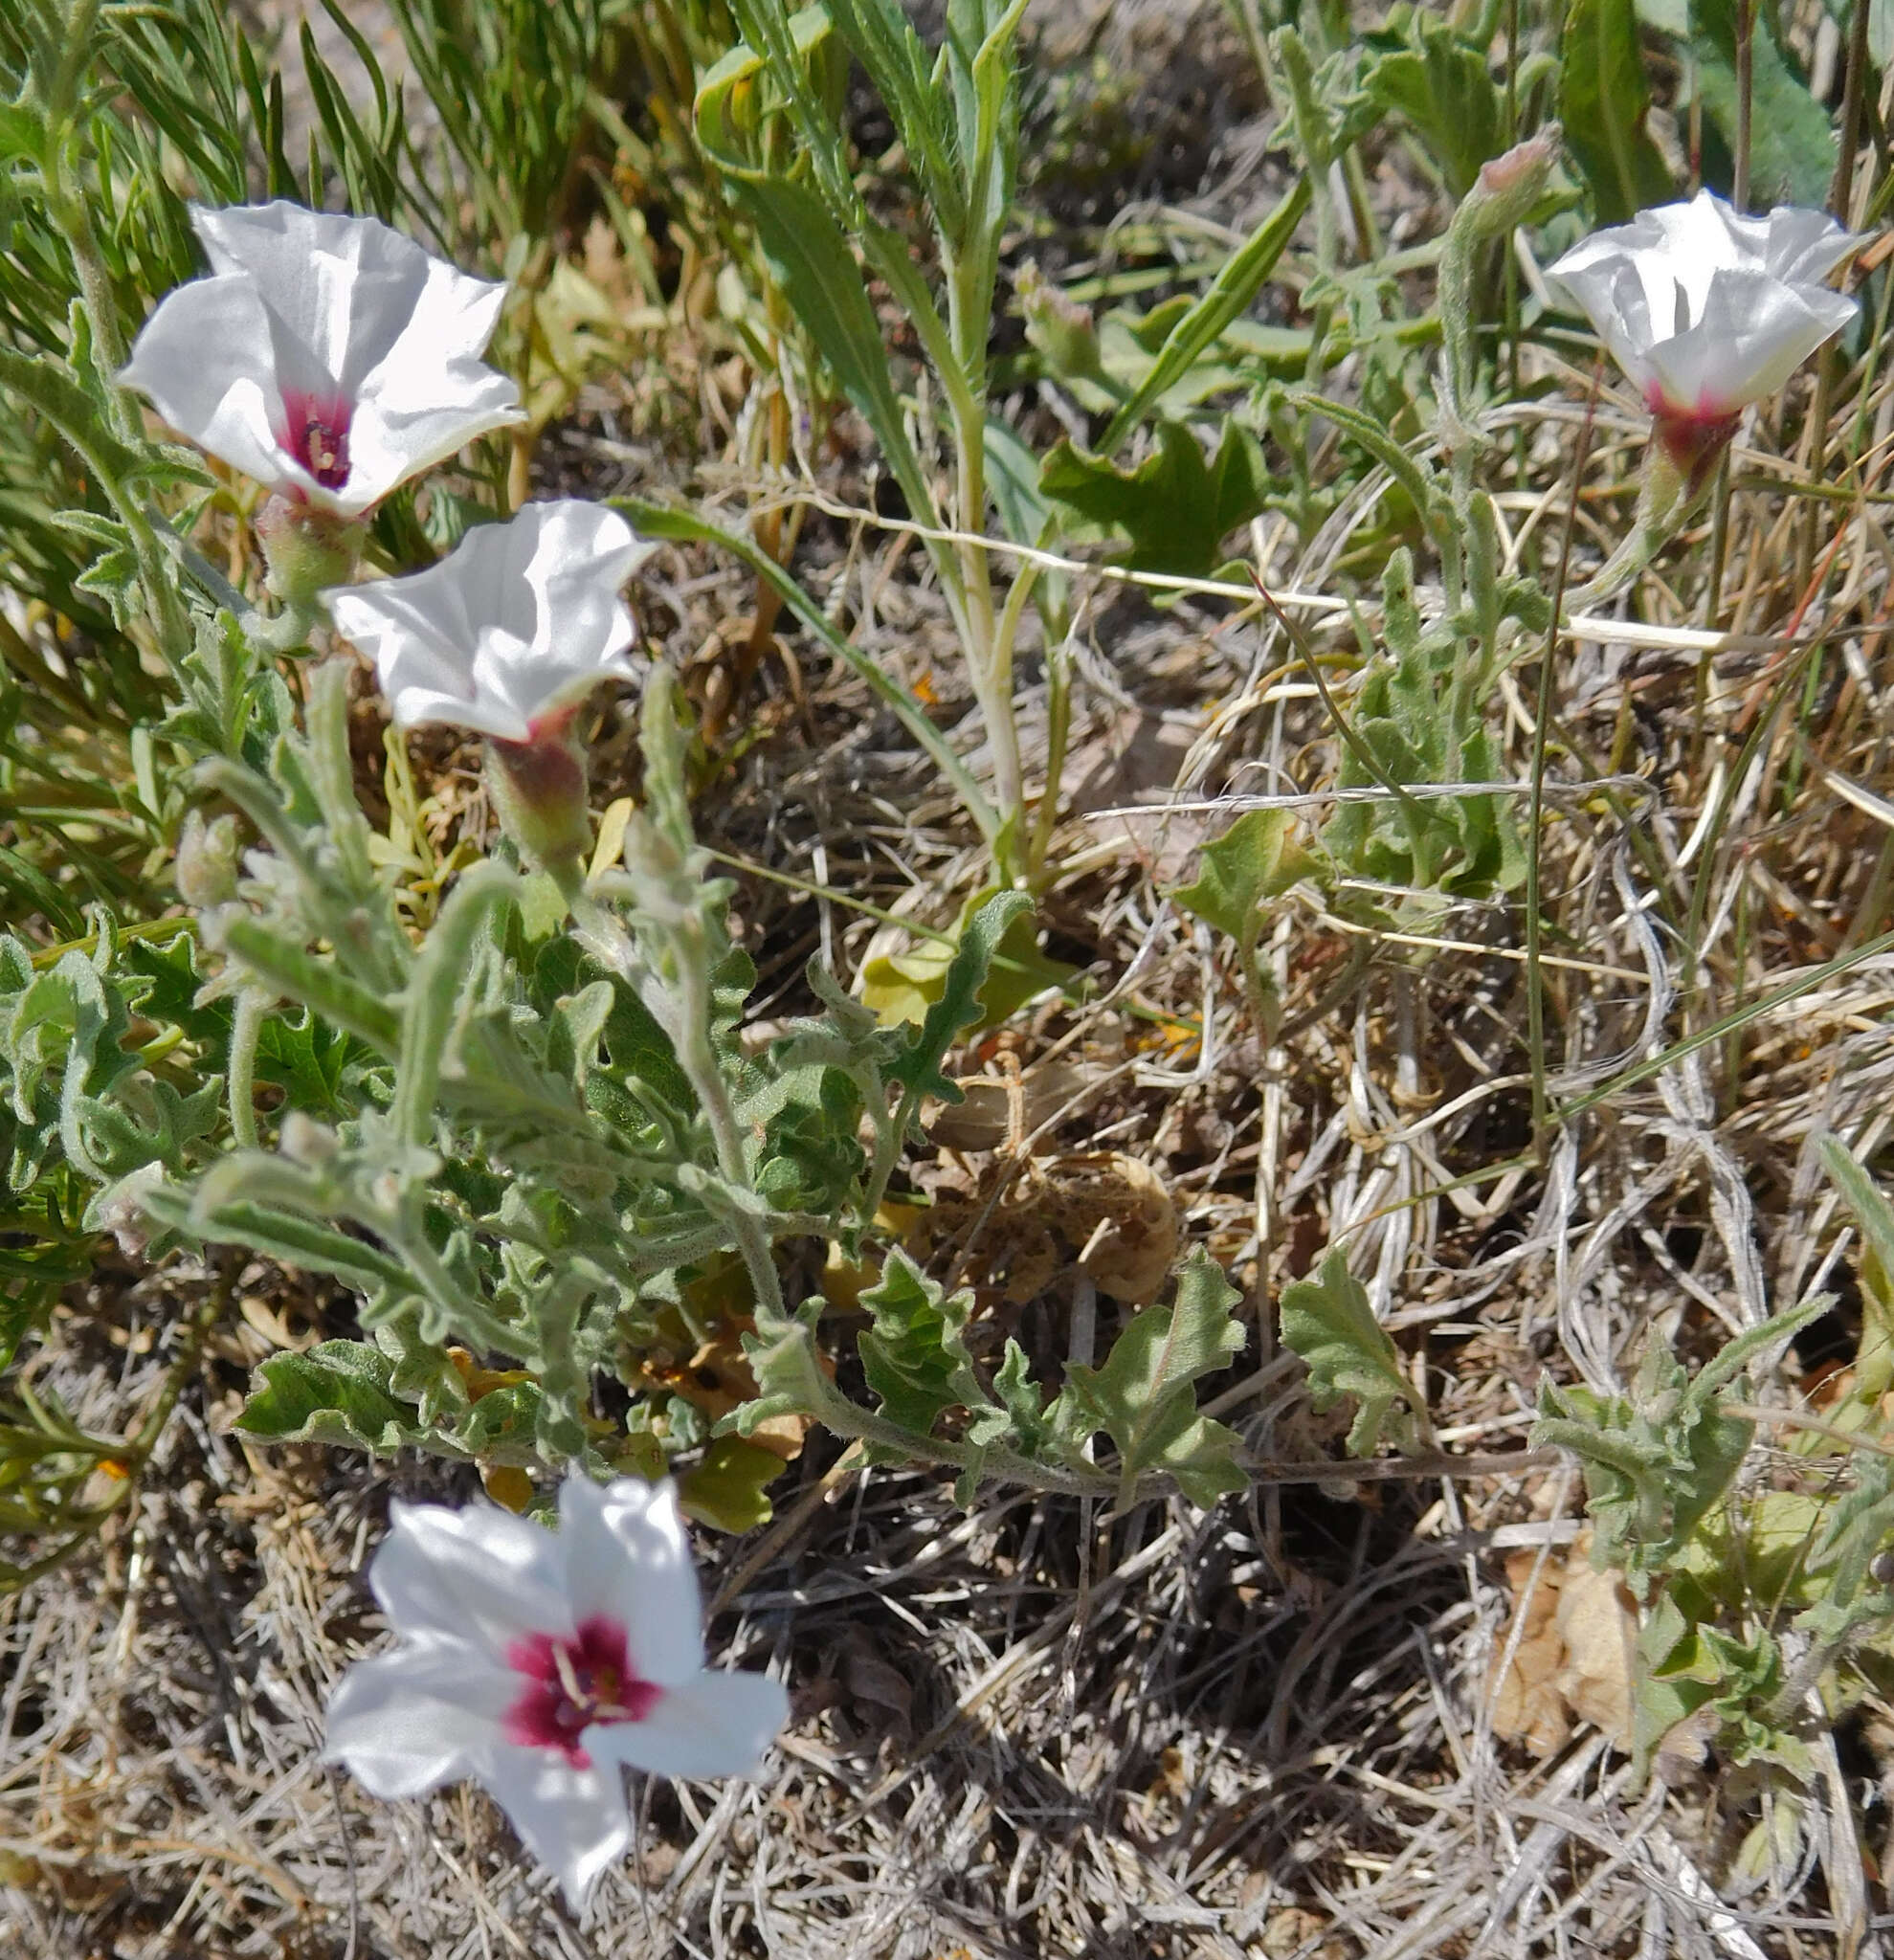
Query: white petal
[
  {"left": 328, "top": 574, "right": 531, "bottom": 739},
  {"left": 482, "top": 1744, "right": 634, "bottom": 1910},
  {"left": 341, "top": 368, "right": 524, "bottom": 514},
  {"left": 375, "top": 677, "right": 537, "bottom": 742},
  {"left": 592, "top": 1667, "right": 790, "bottom": 1780},
  {"left": 1646, "top": 267, "right": 1856, "bottom": 416},
  {"left": 323, "top": 1637, "right": 516, "bottom": 1797},
  {"left": 557, "top": 1476, "right": 704, "bottom": 1685},
  {"left": 1762, "top": 202, "right": 1866, "bottom": 286},
  {"left": 1544, "top": 251, "right": 1659, "bottom": 396},
  {"left": 326, "top": 501, "right": 650, "bottom": 738},
  {"left": 506, "top": 501, "right": 649, "bottom": 726},
  {"left": 1547, "top": 189, "right": 1861, "bottom": 413},
  {"left": 120, "top": 276, "right": 299, "bottom": 490},
  {"left": 184, "top": 203, "right": 522, "bottom": 513},
  {"left": 368, "top": 1498, "right": 569, "bottom": 1656}
]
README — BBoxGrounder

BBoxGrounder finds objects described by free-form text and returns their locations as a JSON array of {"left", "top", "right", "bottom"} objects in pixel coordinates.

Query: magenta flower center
[
  {"left": 279, "top": 390, "right": 353, "bottom": 492},
  {"left": 503, "top": 1615, "right": 660, "bottom": 1768}
]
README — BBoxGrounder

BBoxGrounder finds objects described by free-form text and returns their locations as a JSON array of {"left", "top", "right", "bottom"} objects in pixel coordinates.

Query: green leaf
[
  {"left": 886, "top": 889, "right": 1035, "bottom": 1102},
  {"left": 1688, "top": 0, "right": 1836, "bottom": 208},
  {"left": 862, "top": 886, "right": 1073, "bottom": 1038},
  {"left": 1279, "top": 1249, "right": 1420, "bottom": 1457},
  {"left": 1042, "top": 419, "right": 1271, "bottom": 579},
  {"left": 1058, "top": 1248, "right": 1247, "bottom": 1506},
  {"left": 1172, "top": 810, "right": 1317, "bottom": 964},
  {"left": 1796, "top": 1451, "right": 1894, "bottom": 1645},
  {"left": 212, "top": 916, "right": 402, "bottom": 1054},
  {"left": 821, "top": 0, "right": 964, "bottom": 237},
  {"left": 1363, "top": 16, "right": 1504, "bottom": 198},
  {"left": 680, "top": 1435, "right": 785, "bottom": 1532},
  {"left": 1822, "top": 1138, "right": 1894, "bottom": 1399},
  {"left": 254, "top": 1010, "right": 359, "bottom": 1118},
  {"left": 732, "top": 1298, "right": 836, "bottom": 1433},
  {"left": 1560, "top": 0, "right": 1675, "bottom": 223},
  {"left": 967, "top": 1336, "right": 1057, "bottom": 1456},
  {"left": 1097, "top": 176, "right": 1309, "bottom": 456},
  {"left": 0, "top": 1287, "right": 42, "bottom": 1375},
  {"left": 173, "top": 1196, "right": 416, "bottom": 1295},
  {"left": 716, "top": 174, "right": 939, "bottom": 534},
  {"left": 238, "top": 1340, "right": 429, "bottom": 1454},
  {"left": 855, "top": 1247, "right": 981, "bottom": 1436}
]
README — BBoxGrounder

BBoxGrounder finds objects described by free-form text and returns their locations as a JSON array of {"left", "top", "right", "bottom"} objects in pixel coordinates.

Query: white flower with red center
[
  {"left": 1546, "top": 190, "right": 1863, "bottom": 460},
  {"left": 120, "top": 201, "right": 524, "bottom": 516},
  {"left": 324, "top": 499, "right": 651, "bottom": 742},
  {"left": 324, "top": 1476, "right": 790, "bottom": 1908}
]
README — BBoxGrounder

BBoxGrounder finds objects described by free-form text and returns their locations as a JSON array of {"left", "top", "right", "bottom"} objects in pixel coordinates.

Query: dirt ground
[{"left": 7, "top": 3, "right": 1894, "bottom": 1956}]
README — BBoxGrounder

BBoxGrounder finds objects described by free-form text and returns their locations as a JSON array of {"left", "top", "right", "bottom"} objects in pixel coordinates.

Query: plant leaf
[
  {"left": 680, "top": 1435, "right": 785, "bottom": 1532},
  {"left": 1042, "top": 419, "right": 1271, "bottom": 578},
  {"left": 700, "top": 154, "right": 939, "bottom": 533},
  {"left": 1173, "top": 809, "right": 1317, "bottom": 963},
  {"left": 1279, "top": 1249, "right": 1420, "bottom": 1457},
  {"left": 855, "top": 1247, "right": 982, "bottom": 1437},
  {"left": 1560, "top": 0, "right": 1675, "bottom": 223},
  {"left": 238, "top": 1339, "right": 430, "bottom": 1454},
  {"left": 1687, "top": 0, "right": 1835, "bottom": 207},
  {"left": 1363, "top": 16, "right": 1505, "bottom": 198},
  {"left": 1097, "top": 176, "right": 1309, "bottom": 456},
  {"left": 862, "top": 886, "right": 1073, "bottom": 1036},
  {"left": 1058, "top": 1248, "right": 1247, "bottom": 1506},
  {"left": 888, "top": 889, "right": 1036, "bottom": 1103}
]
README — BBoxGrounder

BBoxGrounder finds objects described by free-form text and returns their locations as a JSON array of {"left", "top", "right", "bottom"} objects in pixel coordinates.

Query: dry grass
[{"left": 9, "top": 1, "right": 1894, "bottom": 1954}]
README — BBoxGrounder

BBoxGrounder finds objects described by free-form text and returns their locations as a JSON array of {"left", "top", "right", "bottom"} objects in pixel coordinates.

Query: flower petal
[
  {"left": 591, "top": 1666, "right": 791, "bottom": 1781},
  {"left": 183, "top": 202, "right": 523, "bottom": 513},
  {"left": 1646, "top": 266, "right": 1857, "bottom": 417},
  {"left": 1547, "top": 189, "right": 1861, "bottom": 416},
  {"left": 324, "top": 1637, "right": 517, "bottom": 1797},
  {"left": 501, "top": 501, "right": 648, "bottom": 728},
  {"left": 368, "top": 1497, "right": 570, "bottom": 1657},
  {"left": 481, "top": 1744, "right": 635, "bottom": 1910},
  {"left": 557, "top": 1477, "right": 704, "bottom": 1685},
  {"left": 324, "top": 500, "right": 648, "bottom": 736},
  {"left": 1762, "top": 202, "right": 1866, "bottom": 286},
  {"left": 342, "top": 369, "right": 524, "bottom": 515},
  {"left": 119, "top": 275, "right": 299, "bottom": 489}
]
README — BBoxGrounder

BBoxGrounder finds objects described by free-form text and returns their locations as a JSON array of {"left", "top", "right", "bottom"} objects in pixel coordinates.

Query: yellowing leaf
[
  {"left": 860, "top": 888, "right": 1075, "bottom": 1036},
  {"left": 680, "top": 1435, "right": 785, "bottom": 1532}
]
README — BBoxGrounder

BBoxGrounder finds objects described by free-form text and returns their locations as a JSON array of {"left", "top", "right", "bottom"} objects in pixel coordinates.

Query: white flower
[
  {"left": 325, "top": 501, "right": 653, "bottom": 741},
  {"left": 324, "top": 1476, "right": 789, "bottom": 1909},
  {"left": 121, "top": 201, "right": 524, "bottom": 516},
  {"left": 1546, "top": 189, "right": 1863, "bottom": 425}
]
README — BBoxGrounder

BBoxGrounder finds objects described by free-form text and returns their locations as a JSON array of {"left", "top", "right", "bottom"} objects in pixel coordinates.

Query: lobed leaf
[
  {"left": 1279, "top": 1249, "right": 1420, "bottom": 1458},
  {"left": 1058, "top": 1248, "right": 1247, "bottom": 1507}
]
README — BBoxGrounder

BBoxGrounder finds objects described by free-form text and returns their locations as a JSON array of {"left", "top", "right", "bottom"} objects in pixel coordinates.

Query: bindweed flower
[
  {"left": 1547, "top": 190, "right": 1865, "bottom": 608},
  {"left": 1546, "top": 189, "right": 1863, "bottom": 471},
  {"left": 325, "top": 500, "right": 652, "bottom": 874},
  {"left": 324, "top": 1476, "right": 789, "bottom": 1909},
  {"left": 123, "top": 202, "right": 524, "bottom": 518}
]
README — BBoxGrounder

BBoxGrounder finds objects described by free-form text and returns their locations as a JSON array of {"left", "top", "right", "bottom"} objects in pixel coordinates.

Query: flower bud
[
  {"left": 279, "top": 1110, "right": 340, "bottom": 1165},
  {"left": 1018, "top": 262, "right": 1104, "bottom": 382},
  {"left": 484, "top": 709, "right": 594, "bottom": 879},
  {"left": 255, "top": 493, "right": 365, "bottom": 606},
  {"left": 1452, "top": 125, "right": 1563, "bottom": 247},
  {"left": 175, "top": 808, "right": 241, "bottom": 907},
  {"left": 92, "top": 1163, "right": 167, "bottom": 1258}
]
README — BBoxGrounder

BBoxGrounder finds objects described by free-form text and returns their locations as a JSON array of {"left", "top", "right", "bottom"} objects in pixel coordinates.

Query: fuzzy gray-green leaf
[{"left": 1280, "top": 1250, "right": 1419, "bottom": 1458}]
